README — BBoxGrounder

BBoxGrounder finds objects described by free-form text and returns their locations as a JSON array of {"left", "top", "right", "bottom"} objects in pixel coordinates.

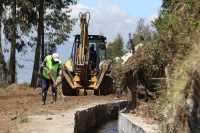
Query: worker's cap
[
  {"left": 90, "top": 44, "right": 95, "bottom": 48},
  {"left": 52, "top": 53, "right": 59, "bottom": 62}
]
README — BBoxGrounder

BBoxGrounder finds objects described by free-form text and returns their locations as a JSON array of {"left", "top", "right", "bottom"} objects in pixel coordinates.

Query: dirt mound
[{"left": 0, "top": 83, "right": 40, "bottom": 97}]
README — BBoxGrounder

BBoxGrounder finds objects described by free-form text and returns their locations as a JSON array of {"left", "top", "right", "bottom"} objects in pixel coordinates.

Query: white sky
[{"left": 2, "top": 0, "right": 162, "bottom": 83}]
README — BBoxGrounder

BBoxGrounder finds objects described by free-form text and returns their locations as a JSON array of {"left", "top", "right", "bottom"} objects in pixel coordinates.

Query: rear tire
[
  {"left": 99, "top": 76, "right": 113, "bottom": 96},
  {"left": 94, "top": 89, "right": 99, "bottom": 96},
  {"left": 84, "top": 89, "right": 87, "bottom": 96},
  {"left": 62, "top": 76, "right": 77, "bottom": 96}
]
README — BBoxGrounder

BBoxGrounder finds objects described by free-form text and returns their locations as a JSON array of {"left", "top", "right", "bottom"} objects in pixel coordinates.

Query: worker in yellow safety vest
[{"left": 40, "top": 53, "right": 62, "bottom": 105}]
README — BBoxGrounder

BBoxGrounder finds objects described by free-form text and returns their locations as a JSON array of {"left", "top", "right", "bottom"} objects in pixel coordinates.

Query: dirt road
[{"left": 0, "top": 83, "right": 121, "bottom": 133}]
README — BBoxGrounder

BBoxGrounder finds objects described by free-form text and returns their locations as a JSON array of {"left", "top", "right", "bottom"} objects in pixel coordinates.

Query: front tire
[
  {"left": 94, "top": 89, "right": 99, "bottom": 96},
  {"left": 99, "top": 76, "right": 113, "bottom": 96},
  {"left": 62, "top": 76, "right": 77, "bottom": 96}
]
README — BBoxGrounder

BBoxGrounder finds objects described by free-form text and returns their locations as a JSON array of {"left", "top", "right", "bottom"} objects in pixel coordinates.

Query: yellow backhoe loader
[{"left": 61, "top": 12, "right": 113, "bottom": 96}]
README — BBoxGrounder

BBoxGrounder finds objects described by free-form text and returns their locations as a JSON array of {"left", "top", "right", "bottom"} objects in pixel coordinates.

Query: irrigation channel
[
  {"left": 74, "top": 100, "right": 160, "bottom": 133},
  {"left": 95, "top": 120, "right": 118, "bottom": 133},
  {"left": 73, "top": 101, "right": 127, "bottom": 133}
]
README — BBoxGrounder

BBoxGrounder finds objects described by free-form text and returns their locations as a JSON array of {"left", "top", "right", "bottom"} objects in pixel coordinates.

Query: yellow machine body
[{"left": 61, "top": 12, "right": 112, "bottom": 96}]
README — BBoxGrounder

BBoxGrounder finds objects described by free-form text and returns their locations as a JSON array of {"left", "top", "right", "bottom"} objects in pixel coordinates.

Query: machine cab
[{"left": 71, "top": 34, "right": 107, "bottom": 71}]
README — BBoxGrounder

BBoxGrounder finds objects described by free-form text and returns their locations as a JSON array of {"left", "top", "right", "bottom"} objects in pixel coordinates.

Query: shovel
[{"left": 49, "top": 74, "right": 67, "bottom": 102}]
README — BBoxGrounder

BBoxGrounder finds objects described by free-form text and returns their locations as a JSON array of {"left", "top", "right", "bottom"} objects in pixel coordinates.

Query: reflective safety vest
[{"left": 42, "top": 55, "right": 61, "bottom": 81}]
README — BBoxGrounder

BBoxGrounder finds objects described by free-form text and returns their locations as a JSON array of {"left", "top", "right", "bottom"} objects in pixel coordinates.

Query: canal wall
[
  {"left": 73, "top": 100, "right": 160, "bottom": 133},
  {"left": 118, "top": 113, "right": 160, "bottom": 133},
  {"left": 73, "top": 100, "right": 127, "bottom": 133}
]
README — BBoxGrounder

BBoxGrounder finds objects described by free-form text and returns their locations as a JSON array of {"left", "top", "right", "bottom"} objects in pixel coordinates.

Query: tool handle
[
  {"left": 49, "top": 74, "right": 61, "bottom": 92},
  {"left": 49, "top": 74, "right": 56, "bottom": 84},
  {"left": 48, "top": 74, "right": 67, "bottom": 102}
]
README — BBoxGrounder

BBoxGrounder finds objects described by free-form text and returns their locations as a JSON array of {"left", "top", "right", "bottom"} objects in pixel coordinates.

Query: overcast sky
[{"left": 3, "top": 0, "right": 162, "bottom": 84}]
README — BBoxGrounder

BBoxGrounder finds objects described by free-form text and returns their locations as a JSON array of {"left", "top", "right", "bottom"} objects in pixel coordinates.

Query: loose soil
[{"left": 0, "top": 83, "right": 122, "bottom": 133}]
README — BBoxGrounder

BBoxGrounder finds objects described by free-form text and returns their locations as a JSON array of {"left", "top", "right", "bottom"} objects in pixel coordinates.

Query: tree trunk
[
  {"left": 125, "top": 71, "right": 137, "bottom": 113},
  {"left": 9, "top": 0, "right": 16, "bottom": 84},
  {"left": 41, "top": 20, "right": 44, "bottom": 61},
  {"left": 30, "top": 0, "right": 44, "bottom": 88},
  {"left": 0, "top": 12, "right": 2, "bottom": 86}
]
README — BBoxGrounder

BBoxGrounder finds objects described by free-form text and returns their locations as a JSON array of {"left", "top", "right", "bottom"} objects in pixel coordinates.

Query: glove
[
  {"left": 54, "top": 82, "right": 58, "bottom": 87},
  {"left": 56, "top": 76, "right": 62, "bottom": 84}
]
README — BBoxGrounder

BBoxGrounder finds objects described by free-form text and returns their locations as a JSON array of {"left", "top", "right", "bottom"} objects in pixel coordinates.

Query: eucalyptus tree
[
  {"left": 30, "top": 0, "right": 44, "bottom": 88},
  {"left": 126, "top": 18, "right": 153, "bottom": 51},
  {"left": 2, "top": 0, "right": 18, "bottom": 84},
  {"left": 0, "top": 0, "right": 9, "bottom": 86},
  {"left": 43, "top": 0, "right": 77, "bottom": 60},
  {"left": 106, "top": 34, "right": 126, "bottom": 97},
  {"left": 106, "top": 34, "right": 125, "bottom": 62},
  {"left": 0, "top": 7, "right": 3, "bottom": 61},
  {"left": 30, "top": 0, "right": 77, "bottom": 88},
  {"left": 9, "top": 0, "right": 17, "bottom": 84},
  {"left": 3, "top": 0, "right": 38, "bottom": 84}
]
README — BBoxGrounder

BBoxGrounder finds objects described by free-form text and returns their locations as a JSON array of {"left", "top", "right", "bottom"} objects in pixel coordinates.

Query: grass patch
[
  {"left": 158, "top": 46, "right": 200, "bottom": 132},
  {"left": 0, "top": 81, "right": 9, "bottom": 88},
  {"left": 22, "top": 81, "right": 30, "bottom": 87},
  {"left": 12, "top": 111, "right": 29, "bottom": 124}
]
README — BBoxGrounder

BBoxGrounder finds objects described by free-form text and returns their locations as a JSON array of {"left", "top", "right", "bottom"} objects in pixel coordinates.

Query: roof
[{"left": 74, "top": 34, "right": 106, "bottom": 40}]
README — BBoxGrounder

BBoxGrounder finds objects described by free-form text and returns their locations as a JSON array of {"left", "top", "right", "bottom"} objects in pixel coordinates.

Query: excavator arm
[{"left": 75, "top": 12, "right": 90, "bottom": 86}]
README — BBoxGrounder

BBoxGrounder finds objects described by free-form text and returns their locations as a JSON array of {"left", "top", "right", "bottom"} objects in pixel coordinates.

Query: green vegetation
[
  {"left": 106, "top": 34, "right": 126, "bottom": 89},
  {"left": 0, "top": 0, "right": 78, "bottom": 86},
  {"left": 106, "top": 34, "right": 125, "bottom": 62},
  {"left": 150, "top": 1, "right": 200, "bottom": 132},
  {"left": 12, "top": 111, "right": 29, "bottom": 124},
  {"left": 158, "top": 47, "right": 200, "bottom": 132},
  {"left": 0, "top": 60, "right": 9, "bottom": 88},
  {"left": 22, "top": 81, "right": 30, "bottom": 87},
  {"left": 106, "top": 0, "right": 200, "bottom": 132},
  {"left": 126, "top": 18, "right": 154, "bottom": 51}
]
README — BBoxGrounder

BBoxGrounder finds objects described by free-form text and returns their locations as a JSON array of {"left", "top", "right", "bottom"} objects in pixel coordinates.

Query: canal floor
[{"left": 96, "top": 120, "right": 118, "bottom": 133}]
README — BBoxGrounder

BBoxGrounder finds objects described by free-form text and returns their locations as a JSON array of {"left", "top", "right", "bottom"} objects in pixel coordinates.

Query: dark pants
[{"left": 41, "top": 76, "right": 57, "bottom": 93}]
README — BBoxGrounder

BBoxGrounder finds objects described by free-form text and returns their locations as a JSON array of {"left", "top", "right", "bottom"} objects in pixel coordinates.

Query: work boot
[
  {"left": 52, "top": 92, "right": 57, "bottom": 103},
  {"left": 41, "top": 92, "right": 47, "bottom": 105}
]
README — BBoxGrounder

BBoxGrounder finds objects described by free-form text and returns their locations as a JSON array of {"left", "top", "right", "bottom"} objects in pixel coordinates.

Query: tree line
[{"left": 0, "top": 0, "right": 77, "bottom": 88}]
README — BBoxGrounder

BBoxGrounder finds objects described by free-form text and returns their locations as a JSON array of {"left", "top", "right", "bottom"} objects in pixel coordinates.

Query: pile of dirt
[{"left": 0, "top": 83, "right": 37, "bottom": 96}]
